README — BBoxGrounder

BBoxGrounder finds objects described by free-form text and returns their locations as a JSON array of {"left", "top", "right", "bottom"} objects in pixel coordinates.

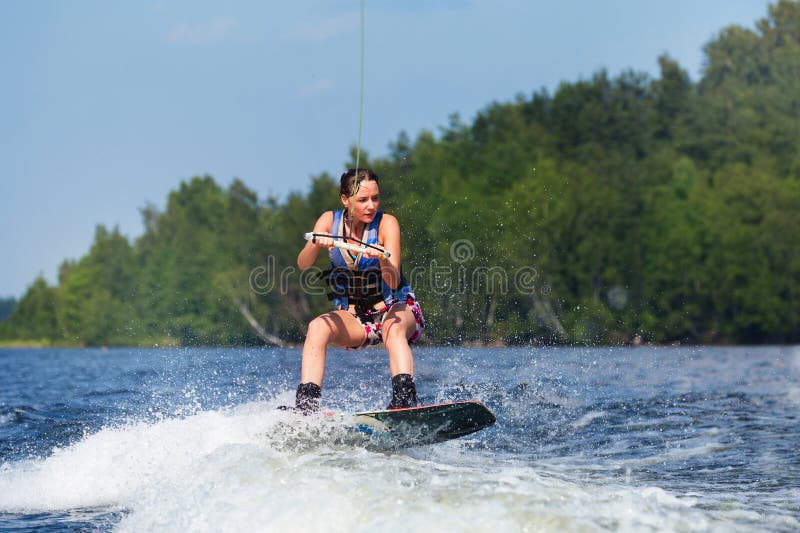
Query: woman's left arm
[{"left": 376, "top": 214, "right": 403, "bottom": 289}]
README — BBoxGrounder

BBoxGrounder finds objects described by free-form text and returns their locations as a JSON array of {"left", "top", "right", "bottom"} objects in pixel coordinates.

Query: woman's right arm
[{"left": 297, "top": 211, "right": 335, "bottom": 270}]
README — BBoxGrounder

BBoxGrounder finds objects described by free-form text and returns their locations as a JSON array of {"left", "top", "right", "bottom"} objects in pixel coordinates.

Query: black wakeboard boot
[
  {"left": 278, "top": 382, "right": 321, "bottom": 414},
  {"left": 387, "top": 373, "right": 418, "bottom": 410}
]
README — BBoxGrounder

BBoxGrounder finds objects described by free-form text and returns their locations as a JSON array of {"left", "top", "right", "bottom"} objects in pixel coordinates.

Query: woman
[{"left": 292, "top": 168, "right": 424, "bottom": 413}]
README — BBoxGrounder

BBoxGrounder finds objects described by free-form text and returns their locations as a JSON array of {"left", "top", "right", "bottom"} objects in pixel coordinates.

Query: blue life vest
[{"left": 327, "top": 209, "right": 414, "bottom": 313}]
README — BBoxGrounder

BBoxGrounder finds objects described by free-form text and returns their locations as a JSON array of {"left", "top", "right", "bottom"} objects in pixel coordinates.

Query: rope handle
[{"left": 304, "top": 232, "right": 391, "bottom": 260}]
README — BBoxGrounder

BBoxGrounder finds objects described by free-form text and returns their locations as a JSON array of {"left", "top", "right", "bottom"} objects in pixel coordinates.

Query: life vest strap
[{"left": 317, "top": 267, "right": 386, "bottom": 311}]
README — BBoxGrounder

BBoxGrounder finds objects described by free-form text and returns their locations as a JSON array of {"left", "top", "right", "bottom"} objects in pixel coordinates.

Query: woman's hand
[
  {"left": 298, "top": 212, "right": 335, "bottom": 270},
  {"left": 311, "top": 235, "right": 336, "bottom": 251},
  {"left": 362, "top": 246, "right": 388, "bottom": 260}
]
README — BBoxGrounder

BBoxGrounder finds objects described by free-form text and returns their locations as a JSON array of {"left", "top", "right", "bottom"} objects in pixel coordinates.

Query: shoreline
[{"left": 1, "top": 340, "right": 796, "bottom": 350}]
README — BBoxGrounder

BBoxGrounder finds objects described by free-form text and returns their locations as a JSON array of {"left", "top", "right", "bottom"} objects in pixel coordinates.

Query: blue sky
[{"left": 0, "top": 0, "right": 772, "bottom": 298}]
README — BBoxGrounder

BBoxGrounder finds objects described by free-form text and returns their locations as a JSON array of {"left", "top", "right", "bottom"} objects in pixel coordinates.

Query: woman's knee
[
  {"left": 306, "top": 316, "right": 333, "bottom": 342},
  {"left": 383, "top": 317, "right": 412, "bottom": 343}
]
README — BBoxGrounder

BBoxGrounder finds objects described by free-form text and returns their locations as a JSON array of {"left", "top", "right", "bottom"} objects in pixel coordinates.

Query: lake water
[{"left": 0, "top": 345, "right": 798, "bottom": 531}]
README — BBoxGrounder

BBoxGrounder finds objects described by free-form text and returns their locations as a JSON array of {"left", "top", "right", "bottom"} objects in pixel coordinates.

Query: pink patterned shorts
[{"left": 348, "top": 296, "right": 425, "bottom": 350}]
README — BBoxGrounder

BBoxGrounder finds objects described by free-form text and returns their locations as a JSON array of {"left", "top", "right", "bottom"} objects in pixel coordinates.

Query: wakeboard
[{"left": 353, "top": 400, "right": 495, "bottom": 447}]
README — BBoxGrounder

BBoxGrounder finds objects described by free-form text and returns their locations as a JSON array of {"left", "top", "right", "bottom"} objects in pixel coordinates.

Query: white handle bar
[{"left": 304, "top": 233, "right": 391, "bottom": 259}]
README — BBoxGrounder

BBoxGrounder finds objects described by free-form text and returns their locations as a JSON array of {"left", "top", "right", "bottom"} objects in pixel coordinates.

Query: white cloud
[
  {"left": 297, "top": 78, "right": 336, "bottom": 99},
  {"left": 283, "top": 13, "right": 359, "bottom": 43},
  {"left": 167, "top": 16, "right": 239, "bottom": 45}
]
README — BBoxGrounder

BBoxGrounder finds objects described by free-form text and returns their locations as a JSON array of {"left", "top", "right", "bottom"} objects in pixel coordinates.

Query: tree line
[{"left": 3, "top": 1, "right": 799, "bottom": 346}]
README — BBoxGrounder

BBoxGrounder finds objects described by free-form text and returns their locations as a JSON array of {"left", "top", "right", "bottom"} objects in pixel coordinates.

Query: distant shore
[{"left": 0, "top": 337, "right": 785, "bottom": 350}]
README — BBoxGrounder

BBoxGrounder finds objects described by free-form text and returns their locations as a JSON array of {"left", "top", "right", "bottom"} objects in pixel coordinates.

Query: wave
[{"left": 0, "top": 393, "right": 776, "bottom": 532}]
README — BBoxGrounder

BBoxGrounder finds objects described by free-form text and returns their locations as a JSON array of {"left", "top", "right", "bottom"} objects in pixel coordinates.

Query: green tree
[
  {"left": 9, "top": 277, "right": 58, "bottom": 341},
  {"left": 0, "top": 297, "right": 15, "bottom": 323},
  {"left": 56, "top": 225, "right": 139, "bottom": 345}
]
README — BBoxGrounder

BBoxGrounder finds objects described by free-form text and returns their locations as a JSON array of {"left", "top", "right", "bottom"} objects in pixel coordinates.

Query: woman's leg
[
  {"left": 381, "top": 303, "right": 422, "bottom": 408},
  {"left": 381, "top": 303, "right": 418, "bottom": 376},
  {"left": 292, "top": 310, "right": 366, "bottom": 413},
  {"left": 300, "top": 310, "right": 366, "bottom": 385}
]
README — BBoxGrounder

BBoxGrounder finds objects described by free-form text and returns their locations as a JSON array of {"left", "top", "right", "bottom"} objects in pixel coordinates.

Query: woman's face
[{"left": 341, "top": 179, "right": 380, "bottom": 225}]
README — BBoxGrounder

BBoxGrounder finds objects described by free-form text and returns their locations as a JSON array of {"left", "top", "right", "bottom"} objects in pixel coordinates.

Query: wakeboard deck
[{"left": 352, "top": 400, "right": 496, "bottom": 448}]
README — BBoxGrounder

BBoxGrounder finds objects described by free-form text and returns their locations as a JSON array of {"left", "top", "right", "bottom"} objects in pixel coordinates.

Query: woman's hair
[{"left": 340, "top": 167, "right": 379, "bottom": 197}]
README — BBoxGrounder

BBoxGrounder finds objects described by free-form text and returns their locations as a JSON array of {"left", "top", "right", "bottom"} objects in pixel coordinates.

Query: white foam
[
  {"left": 571, "top": 410, "right": 606, "bottom": 429},
  {"left": 0, "top": 398, "right": 764, "bottom": 532},
  {"left": 0, "top": 398, "right": 297, "bottom": 512},
  {"left": 119, "top": 452, "right": 719, "bottom": 532}
]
